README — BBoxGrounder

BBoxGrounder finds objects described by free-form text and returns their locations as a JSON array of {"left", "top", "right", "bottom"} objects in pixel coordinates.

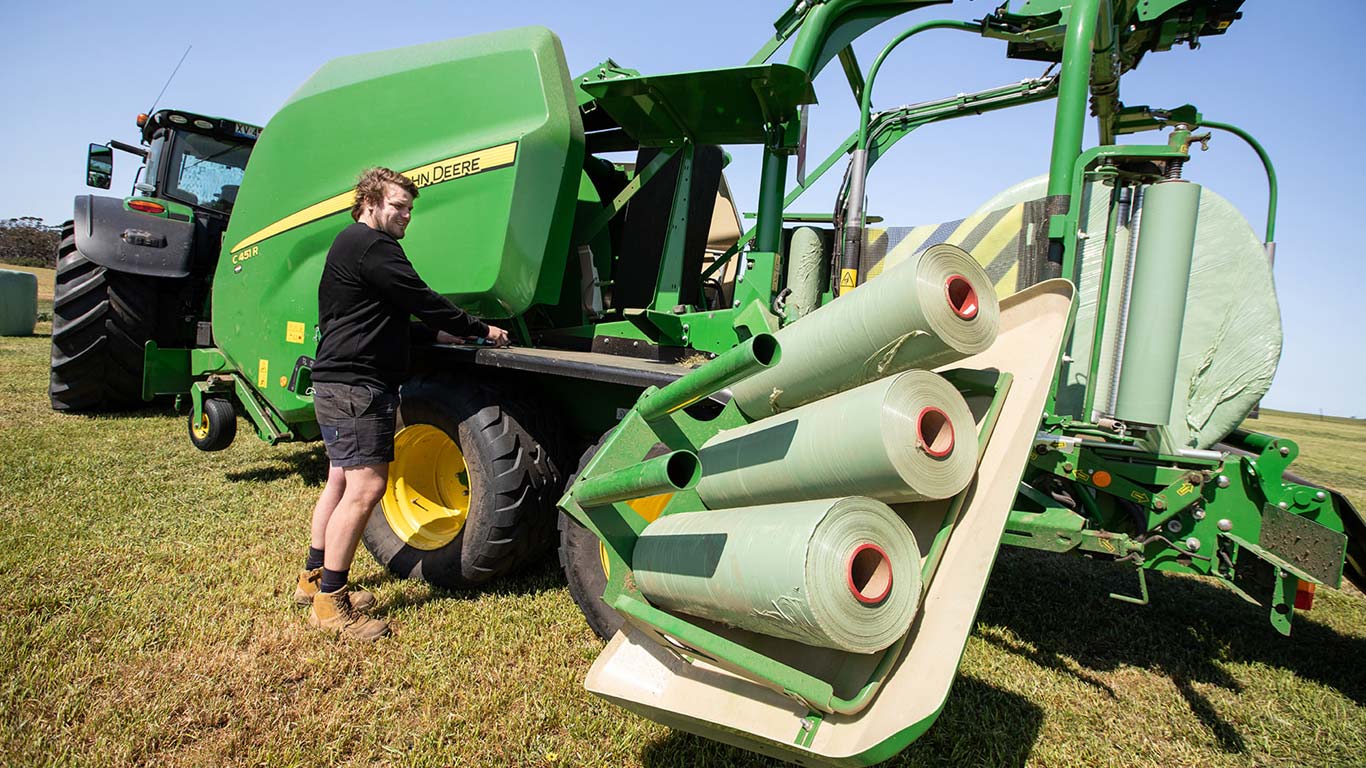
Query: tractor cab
[{"left": 86, "top": 108, "right": 259, "bottom": 220}]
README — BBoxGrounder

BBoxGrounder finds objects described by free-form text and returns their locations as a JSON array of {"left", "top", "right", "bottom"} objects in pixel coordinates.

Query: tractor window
[{"left": 164, "top": 132, "right": 251, "bottom": 213}]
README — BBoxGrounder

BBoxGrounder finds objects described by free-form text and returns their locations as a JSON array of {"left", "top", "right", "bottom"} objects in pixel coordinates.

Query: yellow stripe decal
[{"left": 228, "top": 141, "right": 518, "bottom": 257}]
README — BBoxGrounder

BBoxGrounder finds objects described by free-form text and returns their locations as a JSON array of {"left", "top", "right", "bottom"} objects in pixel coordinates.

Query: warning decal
[{"left": 839, "top": 268, "right": 858, "bottom": 290}]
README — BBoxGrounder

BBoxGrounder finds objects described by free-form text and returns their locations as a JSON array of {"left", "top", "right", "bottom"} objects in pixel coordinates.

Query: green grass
[{"left": 1, "top": 332, "right": 1363, "bottom": 767}]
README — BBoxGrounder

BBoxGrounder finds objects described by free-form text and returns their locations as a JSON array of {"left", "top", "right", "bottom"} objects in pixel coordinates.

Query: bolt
[
  {"left": 1217, "top": 519, "right": 1233, "bottom": 532},
  {"left": 1187, "top": 472, "right": 1204, "bottom": 484},
  {"left": 1166, "top": 520, "right": 1183, "bottom": 534},
  {"left": 683, "top": 323, "right": 690, "bottom": 331},
  {"left": 1062, "top": 462, "right": 1074, "bottom": 473},
  {"left": 1315, "top": 491, "right": 1326, "bottom": 502},
  {"left": 1279, "top": 446, "right": 1290, "bottom": 457},
  {"left": 1278, "top": 501, "right": 1289, "bottom": 509},
  {"left": 1186, "top": 537, "right": 1201, "bottom": 552},
  {"left": 1192, "top": 507, "right": 1206, "bottom": 521},
  {"left": 732, "top": 300, "right": 740, "bottom": 307},
  {"left": 1154, "top": 499, "right": 1167, "bottom": 511},
  {"left": 1217, "top": 475, "right": 1230, "bottom": 489}
]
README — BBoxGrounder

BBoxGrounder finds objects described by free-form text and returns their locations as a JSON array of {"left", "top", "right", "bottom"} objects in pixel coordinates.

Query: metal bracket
[{"left": 1109, "top": 567, "right": 1149, "bottom": 606}]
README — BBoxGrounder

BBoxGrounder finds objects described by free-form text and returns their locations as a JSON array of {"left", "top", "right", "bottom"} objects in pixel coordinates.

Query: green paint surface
[{"left": 210, "top": 26, "right": 584, "bottom": 426}]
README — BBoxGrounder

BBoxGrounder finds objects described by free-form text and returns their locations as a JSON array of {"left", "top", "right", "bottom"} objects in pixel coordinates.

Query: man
[{"left": 293, "top": 167, "right": 509, "bottom": 641}]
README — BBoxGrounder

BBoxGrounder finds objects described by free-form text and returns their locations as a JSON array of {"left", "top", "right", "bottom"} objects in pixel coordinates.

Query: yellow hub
[
  {"left": 382, "top": 424, "right": 471, "bottom": 550},
  {"left": 598, "top": 492, "right": 674, "bottom": 579},
  {"left": 191, "top": 413, "right": 211, "bottom": 439}
]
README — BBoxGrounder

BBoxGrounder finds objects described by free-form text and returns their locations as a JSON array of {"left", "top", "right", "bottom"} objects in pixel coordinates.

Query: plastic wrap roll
[
  {"left": 0, "top": 269, "right": 38, "bottom": 336},
  {"left": 785, "top": 227, "right": 825, "bottom": 318},
  {"left": 632, "top": 497, "right": 921, "bottom": 653},
  {"left": 1115, "top": 181, "right": 1201, "bottom": 426},
  {"left": 698, "top": 370, "right": 976, "bottom": 507},
  {"left": 732, "top": 243, "right": 998, "bottom": 418},
  {"left": 968, "top": 175, "right": 1280, "bottom": 449}
]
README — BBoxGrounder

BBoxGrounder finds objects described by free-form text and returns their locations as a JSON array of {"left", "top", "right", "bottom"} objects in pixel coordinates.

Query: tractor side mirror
[{"left": 87, "top": 144, "right": 113, "bottom": 189}]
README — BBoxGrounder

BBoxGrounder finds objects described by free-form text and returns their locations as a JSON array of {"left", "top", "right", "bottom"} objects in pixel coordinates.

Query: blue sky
[{"left": 2, "top": 1, "right": 1361, "bottom": 416}]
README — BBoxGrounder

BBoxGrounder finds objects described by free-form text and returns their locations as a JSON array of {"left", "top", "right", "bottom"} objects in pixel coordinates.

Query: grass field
[{"left": 1, "top": 329, "right": 1363, "bottom": 767}]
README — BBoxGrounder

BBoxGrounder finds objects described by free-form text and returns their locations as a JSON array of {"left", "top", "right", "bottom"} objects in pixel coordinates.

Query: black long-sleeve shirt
[{"left": 312, "top": 222, "right": 489, "bottom": 390}]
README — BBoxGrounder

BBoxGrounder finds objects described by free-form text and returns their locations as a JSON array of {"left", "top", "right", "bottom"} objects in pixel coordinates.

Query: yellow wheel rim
[
  {"left": 191, "top": 413, "right": 211, "bottom": 440},
  {"left": 597, "top": 492, "right": 674, "bottom": 580},
  {"left": 381, "top": 424, "right": 471, "bottom": 550}
]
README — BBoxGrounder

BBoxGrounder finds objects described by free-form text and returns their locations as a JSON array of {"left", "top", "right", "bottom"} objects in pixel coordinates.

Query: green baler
[{"left": 141, "top": 1, "right": 1365, "bottom": 763}]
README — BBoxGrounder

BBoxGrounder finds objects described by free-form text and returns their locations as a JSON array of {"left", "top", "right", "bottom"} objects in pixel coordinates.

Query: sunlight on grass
[{"left": 1, "top": 333, "right": 1362, "bottom": 766}]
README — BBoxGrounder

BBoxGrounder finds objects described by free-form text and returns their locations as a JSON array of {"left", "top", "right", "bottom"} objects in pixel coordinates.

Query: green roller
[
  {"left": 698, "top": 370, "right": 976, "bottom": 507},
  {"left": 1114, "top": 181, "right": 1202, "bottom": 426},
  {"left": 0, "top": 269, "right": 37, "bottom": 336},
  {"left": 784, "top": 226, "right": 825, "bottom": 318},
  {"left": 731, "top": 243, "right": 999, "bottom": 418},
  {"left": 631, "top": 497, "right": 921, "bottom": 653}
]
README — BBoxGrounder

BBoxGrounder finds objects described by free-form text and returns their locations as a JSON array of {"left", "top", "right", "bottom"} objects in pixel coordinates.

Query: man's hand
[{"left": 484, "top": 325, "right": 511, "bottom": 347}]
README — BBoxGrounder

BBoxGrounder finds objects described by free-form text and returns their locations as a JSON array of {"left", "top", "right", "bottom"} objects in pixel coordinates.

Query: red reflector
[
  {"left": 1294, "top": 581, "right": 1316, "bottom": 611},
  {"left": 128, "top": 200, "right": 166, "bottom": 214}
]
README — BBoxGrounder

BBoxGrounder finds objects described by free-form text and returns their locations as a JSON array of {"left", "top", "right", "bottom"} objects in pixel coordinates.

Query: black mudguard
[{"left": 73, "top": 194, "right": 196, "bottom": 278}]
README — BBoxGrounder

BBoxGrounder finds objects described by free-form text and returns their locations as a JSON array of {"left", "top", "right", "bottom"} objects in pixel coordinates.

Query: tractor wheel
[
  {"left": 188, "top": 397, "right": 237, "bottom": 452},
  {"left": 559, "top": 438, "right": 673, "bottom": 641},
  {"left": 362, "top": 374, "right": 563, "bottom": 590},
  {"left": 48, "top": 221, "right": 161, "bottom": 412}
]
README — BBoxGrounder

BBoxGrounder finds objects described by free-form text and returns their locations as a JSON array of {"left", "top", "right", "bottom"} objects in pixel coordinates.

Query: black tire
[
  {"left": 362, "top": 374, "right": 563, "bottom": 590},
  {"left": 48, "top": 221, "right": 160, "bottom": 412},
  {"left": 558, "top": 437, "right": 671, "bottom": 641},
  {"left": 188, "top": 397, "right": 237, "bottom": 451}
]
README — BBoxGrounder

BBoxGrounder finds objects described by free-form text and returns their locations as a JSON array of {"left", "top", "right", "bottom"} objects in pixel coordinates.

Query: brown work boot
[
  {"left": 309, "top": 587, "right": 391, "bottom": 641},
  {"left": 293, "top": 568, "right": 376, "bottom": 612}
]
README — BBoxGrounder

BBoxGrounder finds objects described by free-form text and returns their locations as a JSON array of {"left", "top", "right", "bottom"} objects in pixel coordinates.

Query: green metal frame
[{"left": 563, "top": 362, "right": 1012, "bottom": 715}]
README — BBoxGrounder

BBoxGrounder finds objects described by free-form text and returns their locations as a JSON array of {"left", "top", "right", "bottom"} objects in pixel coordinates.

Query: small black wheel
[
  {"left": 362, "top": 374, "right": 563, "bottom": 590},
  {"left": 188, "top": 397, "right": 236, "bottom": 451}
]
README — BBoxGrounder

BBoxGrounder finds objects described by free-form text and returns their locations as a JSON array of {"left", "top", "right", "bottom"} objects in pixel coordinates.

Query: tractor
[{"left": 49, "top": 108, "right": 259, "bottom": 411}]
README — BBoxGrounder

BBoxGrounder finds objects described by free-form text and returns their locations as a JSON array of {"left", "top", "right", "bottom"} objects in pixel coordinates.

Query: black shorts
[{"left": 313, "top": 382, "right": 399, "bottom": 468}]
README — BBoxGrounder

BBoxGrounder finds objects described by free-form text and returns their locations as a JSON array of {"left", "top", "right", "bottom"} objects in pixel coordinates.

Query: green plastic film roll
[
  {"left": 785, "top": 226, "right": 825, "bottom": 318},
  {"left": 1115, "top": 181, "right": 1201, "bottom": 426},
  {"left": 632, "top": 497, "right": 921, "bottom": 653},
  {"left": 698, "top": 370, "right": 976, "bottom": 507},
  {"left": 732, "top": 243, "right": 999, "bottom": 418},
  {"left": 0, "top": 269, "right": 38, "bottom": 336}
]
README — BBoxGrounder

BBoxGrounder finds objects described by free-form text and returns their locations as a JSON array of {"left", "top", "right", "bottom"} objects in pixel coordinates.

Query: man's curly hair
[{"left": 351, "top": 167, "right": 419, "bottom": 221}]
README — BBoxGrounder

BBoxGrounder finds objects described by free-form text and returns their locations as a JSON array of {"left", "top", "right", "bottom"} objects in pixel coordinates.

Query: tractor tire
[
  {"left": 188, "top": 397, "right": 237, "bottom": 452},
  {"left": 362, "top": 374, "right": 563, "bottom": 590},
  {"left": 559, "top": 438, "right": 672, "bottom": 641},
  {"left": 48, "top": 221, "right": 160, "bottom": 412}
]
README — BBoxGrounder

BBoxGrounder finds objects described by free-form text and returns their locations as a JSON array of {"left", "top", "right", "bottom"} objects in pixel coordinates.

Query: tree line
[{"left": 0, "top": 217, "right": 61, "bottom": 268}]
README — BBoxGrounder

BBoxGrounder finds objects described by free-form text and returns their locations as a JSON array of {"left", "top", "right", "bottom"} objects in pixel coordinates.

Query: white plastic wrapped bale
[
  {"left": 966, "top": 175, "right": 1281, "bottom": 450},
  {"left": 0, "top": 269, "right": 38, "bottom": 336}
]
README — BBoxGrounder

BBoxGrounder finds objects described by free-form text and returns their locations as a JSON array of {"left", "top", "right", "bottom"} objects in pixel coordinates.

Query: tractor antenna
[{"left": 147, "top": 45, "right": 192, "bottom": 116}]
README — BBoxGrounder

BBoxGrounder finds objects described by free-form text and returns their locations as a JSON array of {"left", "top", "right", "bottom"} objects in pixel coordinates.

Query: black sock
[
  {"left": 319, "top": 567, "right": 349, "bottom": 594},
  {"left": 305, "top": 546, "right": 325, "bottom": 571}
]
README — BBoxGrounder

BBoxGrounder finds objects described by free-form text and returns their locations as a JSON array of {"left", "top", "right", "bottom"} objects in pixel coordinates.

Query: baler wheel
[
  {"left": 188, "top": 397, "right": 237, "bottom": 452},
  {"left": 559, "top": 438, "right": 673, "bottom": 641},
  {"left": 362, "top": 374, "right": 562, "bottom": 590},
  {"left": 48, "top": 221, "right": 160, "bottom": 412}
]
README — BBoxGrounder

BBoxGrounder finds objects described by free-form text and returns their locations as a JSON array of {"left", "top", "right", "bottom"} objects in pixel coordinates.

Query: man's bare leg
[
  {"left": 311, "top": 464, "right": 346, "bottom": 546},
  {"left": 323, "top": 463, "right": 389, "bottom": 577},
  {"left": 310, "top": 465, "right": 348, "bottom": 551},
  {"left": 309, "top": 463, "right": 392, "bottom": 639}
]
